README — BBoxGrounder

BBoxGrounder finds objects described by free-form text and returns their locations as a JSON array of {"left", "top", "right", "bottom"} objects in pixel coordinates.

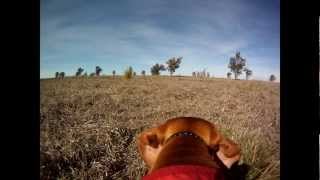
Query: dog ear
[
  {"left": 209, "top": 129, "right": 241, "bottom": 168},
  {"left": 217, "top": 136, "right": 240, "bottom": 158},
  {"left": 138, "top": 127, "right": 161, "bottom": 148},
  {"left": 137, "top": 127, "right": 163, "bottom": 168},
  {"left": 216, "top": 138, "right": 241, "bottom": 169}
]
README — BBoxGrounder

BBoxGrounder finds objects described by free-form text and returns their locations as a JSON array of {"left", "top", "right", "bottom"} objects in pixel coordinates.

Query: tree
[
  {"left": 269, "top": 74, "right": 276, "bottom": 82},
  {"left": 95, "top": 66, "right": 102, "bottom": 76},
  {"left": 59, "top": 72, "right": 65, "bottom": 79},
  {"left": 76, "top": 67, "right": 84, "bottom": 77},
  {"left": 141, "top": 70, "right": 146, "bottom": 76},
  {"left": 151, "top": 63, "right": 166, "bottom": 75},
  {"left": 227, "top": 72, "right": 232, "bottom": 79},
  {"left": 228, "top": 52, "right": 246, "bottom": 80},
  {"left": 166, "top": 57, "right": 182, "bottom": 76},
  {"left": 207, "top": 72, "right": 210, "bottom": 78},
  {"left": 244, "top": 68, "right": 252, "bottom": 80},
  {"left": 55, "top": 72, "right": 59, "bottom": 79},
  {"left": 133, "top": 72, "right": 136, "bottom": 76},
  {"left": 112, "top": 70, "right": 116, "bottom": 77},
  {"left": 192, "top": 72, "right": 196, "bottom": 77}
]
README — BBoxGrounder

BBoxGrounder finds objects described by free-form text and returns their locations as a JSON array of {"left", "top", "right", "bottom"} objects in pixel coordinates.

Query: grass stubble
[{"left": 40, "top": 76, "right": 279, "bottom": 180}]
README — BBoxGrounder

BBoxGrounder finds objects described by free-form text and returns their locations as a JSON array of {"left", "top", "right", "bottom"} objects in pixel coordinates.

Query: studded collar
[{"left": 165, "top": 131, "right": 205, "bottom": 144}]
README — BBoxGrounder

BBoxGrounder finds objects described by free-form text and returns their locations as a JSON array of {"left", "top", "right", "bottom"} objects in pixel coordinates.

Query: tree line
[{"left": 54, "top": 53, "right": 276, "bottom": 82}]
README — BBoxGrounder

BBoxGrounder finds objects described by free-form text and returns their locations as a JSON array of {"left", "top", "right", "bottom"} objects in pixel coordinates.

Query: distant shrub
[
  {"left": 124, "top": 66, "right": 134, "bottom": 79},
  {"left": 227, "top": 72, "right": 232, "bottom": 79},
  {"left": 55, "top": 72, "right": 59, "bottom": 79},
  {"left": 151, "top": 63, "right": 165, "bottom": 75},
  {"left": 141, "top": 70, "right": 146, "bottom": 76},
  {"left": 59, "top": 72, "right": 65, "bottom": 79},
  {"left": 269, "top": 74, "right": 276, "bottom": 82},
  {"left": 244, "top": 68, "right": 253, "bottom": 80},
  {"left": 112, "top": 70, "right": 116, "bottom": 77},
  {"left": 192, "top": 72, "right": 196, "bottom": 77},
  {"left": 76, "top": 67, "right": 84, "bottom": 77},
  {"left": 90, "top": 73, "right": 95, "bottom": 77},
  {"left": 95, "top": 66, "right": 102, "bottom": 76}
]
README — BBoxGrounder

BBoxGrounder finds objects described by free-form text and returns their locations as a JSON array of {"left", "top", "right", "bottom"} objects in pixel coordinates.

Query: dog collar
[{"left": 165, "top": 131, "right": 205, "bottom": 144}]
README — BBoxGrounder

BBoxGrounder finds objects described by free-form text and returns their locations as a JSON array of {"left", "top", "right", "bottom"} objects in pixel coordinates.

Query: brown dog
[{"left": 137, "top": 117, "right": 241, "bottom": 179}]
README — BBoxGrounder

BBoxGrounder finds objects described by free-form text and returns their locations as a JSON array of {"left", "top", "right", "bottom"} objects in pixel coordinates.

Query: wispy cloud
[{"left": 41, "top": 0, "right": 279, "bottom": 81}]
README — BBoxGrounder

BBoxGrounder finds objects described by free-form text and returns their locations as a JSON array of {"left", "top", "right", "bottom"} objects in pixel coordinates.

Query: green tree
[
  {"left": 76, "top": 67, "right": 84, "bottom": 77},
  {"left": 112, "top": 70, "right": 116, "bottom": 77},
  {"left": 55, "top": 72, "right": 59, "bottom": 79},
  {"left": 141, "top": 70, "right": 146, "bottom": 76},
  {"left": 269, "top": 74, "right": 276, "bottom": 82},
  {"left": 166, "top": 57, "right": 182, "bottom": 76},
  {"left": 227, "top": 72, "right": 232, "bottom": 79},
  {"left": 244, "top": 68, "right": 252, "bottom": 80},
  {"left": 95, "top": 66, "right": 102, "bottom": 76},
  {"left": 151, "top": 63, "right": 165, "bottom": 75},
  {"left": 228, "top": 52, "right": 246, "bottom": 80},
  {"left": 59, "top": 72, "right": 65, "bottom": 79}
]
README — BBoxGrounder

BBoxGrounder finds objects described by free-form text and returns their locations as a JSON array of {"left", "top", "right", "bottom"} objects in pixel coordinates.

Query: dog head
[{"left": 137, "top": 117, "right": 241, "bottom": 171}]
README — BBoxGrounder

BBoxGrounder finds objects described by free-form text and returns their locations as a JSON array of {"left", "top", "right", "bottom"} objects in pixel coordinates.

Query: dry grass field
[{"left": 40, "top": 76, "right": 280, "bottom": 180}]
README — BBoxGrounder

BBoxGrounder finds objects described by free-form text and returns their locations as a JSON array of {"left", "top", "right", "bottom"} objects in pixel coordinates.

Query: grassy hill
[{"left": 40, "top": 76, "right": 280, "bottom": 180}]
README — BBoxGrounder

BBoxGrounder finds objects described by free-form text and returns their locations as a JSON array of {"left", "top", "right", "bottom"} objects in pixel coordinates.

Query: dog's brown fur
[{"left": 137, "top": 117, "right": 241, "bottom": 174}]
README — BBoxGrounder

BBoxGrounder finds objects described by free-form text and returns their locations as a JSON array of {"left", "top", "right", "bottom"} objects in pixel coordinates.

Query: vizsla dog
[{"left": 137, "top": 117, "right": 242, "bottom": 180}]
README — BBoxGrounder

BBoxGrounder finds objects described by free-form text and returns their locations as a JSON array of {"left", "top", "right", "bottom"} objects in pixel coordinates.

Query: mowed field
[{"left": 40, "top": 76, "right": 280, "bottom": 180}]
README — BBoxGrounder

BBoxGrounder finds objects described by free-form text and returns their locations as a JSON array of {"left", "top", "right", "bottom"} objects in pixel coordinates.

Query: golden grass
[{"left": 40, "top": 76, "right": 279, "bottom": 180}]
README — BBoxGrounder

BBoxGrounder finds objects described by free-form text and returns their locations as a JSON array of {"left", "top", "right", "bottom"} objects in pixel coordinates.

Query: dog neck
[{"left": 149, "top": 134, "right": 220, "bottom": 173}]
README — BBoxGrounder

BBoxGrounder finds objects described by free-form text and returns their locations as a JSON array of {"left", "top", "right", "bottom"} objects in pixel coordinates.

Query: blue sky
[{"left": 41, "top": 0, "right": 279, "bottom": 81}]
